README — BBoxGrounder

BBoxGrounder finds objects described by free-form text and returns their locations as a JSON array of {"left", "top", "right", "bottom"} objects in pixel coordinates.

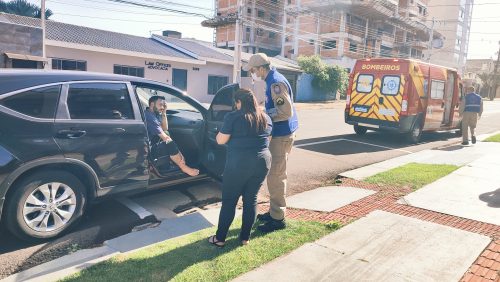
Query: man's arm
[
  {"left": 269, "top": 82, "right": 293, "bottom": 122},
  {"left": 158, "top": 131, "right": 172, "bottom": 142},
  {"left": 160, "top": 103, "right": 168, "bottom": 131},
  {"left": 479, "top": 98, "right": 484, "bottom": 118}
]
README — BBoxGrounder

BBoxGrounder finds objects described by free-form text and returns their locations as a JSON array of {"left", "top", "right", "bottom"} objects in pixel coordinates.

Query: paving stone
[
  {"left": 234, "top": 210, "right": 491, "bottom": 282},
  {"left": 287, "top": 186, "right": 376, "bottom": 212}
]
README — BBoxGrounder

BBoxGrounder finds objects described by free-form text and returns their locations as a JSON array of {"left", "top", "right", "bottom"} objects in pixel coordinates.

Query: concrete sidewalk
[
  {"left": 4, "top": 133, "right": 499, "bottom": 282},
  {"left": 234, "top": 135, "right": 500, "bottom": 282}
]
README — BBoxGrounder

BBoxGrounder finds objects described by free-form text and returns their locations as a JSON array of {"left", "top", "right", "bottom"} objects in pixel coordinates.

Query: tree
[
  {"left": 0, "top": 0, "right": 53, "bottom": 19},
  {"left": 477, "top": 72, "right": 500, "bottom": 100},
  {"left": 297, "top": 55, "right": 349, "bottom": 99}
]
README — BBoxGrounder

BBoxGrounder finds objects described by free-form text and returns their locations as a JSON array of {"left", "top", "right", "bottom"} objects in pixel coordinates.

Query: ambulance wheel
[
  {"left": 354, "top": 125, "right": 368, "bottom": 135},
  {"left": 407, "top": 120, "right": 422, "bottom": 143}
]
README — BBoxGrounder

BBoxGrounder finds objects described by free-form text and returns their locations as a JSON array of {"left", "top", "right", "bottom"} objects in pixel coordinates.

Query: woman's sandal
[{"left": 208, "top": 235, "right": 225, "bottom": 248}]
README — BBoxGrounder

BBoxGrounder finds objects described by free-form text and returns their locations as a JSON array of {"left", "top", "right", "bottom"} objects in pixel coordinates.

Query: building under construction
[{"left": 203, "top": 0, "right": 445, "bottom": 70}]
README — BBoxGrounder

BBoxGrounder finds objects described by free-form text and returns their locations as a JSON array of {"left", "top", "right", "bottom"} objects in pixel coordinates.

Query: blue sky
[{"left": 28, "top": 0, "right": 500, "bottom": 59}]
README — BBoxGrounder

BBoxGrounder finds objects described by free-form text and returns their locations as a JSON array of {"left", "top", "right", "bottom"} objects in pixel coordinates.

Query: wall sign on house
[{"left": 145, "top": 61, "right": 170, "bottom": 70}]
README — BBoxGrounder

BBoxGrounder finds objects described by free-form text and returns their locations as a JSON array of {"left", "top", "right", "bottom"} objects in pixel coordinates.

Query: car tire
[
  {"left": 4, "top": 170, "right": 87, "bottom": 242},
  {"left": 354, "top": 125, "right": 368, "bottom": 135},
  {"left": 407, "top": 119, "right": 423, "bottom": 143}
]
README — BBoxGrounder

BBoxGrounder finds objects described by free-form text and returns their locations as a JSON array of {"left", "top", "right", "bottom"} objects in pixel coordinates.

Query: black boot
[
  {"left": 256, "top": 212, "right": 272, "bottom": 222},
  {"left": 257, "top": 219, "right": 286, "bottom": 233}
]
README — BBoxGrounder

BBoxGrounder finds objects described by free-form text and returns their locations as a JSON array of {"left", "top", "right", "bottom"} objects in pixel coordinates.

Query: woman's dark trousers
[{"left": 215, "top": 149, "right": 271, "bottom": 242}]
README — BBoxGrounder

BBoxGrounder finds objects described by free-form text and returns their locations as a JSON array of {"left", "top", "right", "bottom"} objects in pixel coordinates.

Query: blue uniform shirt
[
  {"left": 264, "top": 68, "right": 299, "bottom": 137},
  {"left": 464, "top": 93, "right": 482, "bottom": 113}
]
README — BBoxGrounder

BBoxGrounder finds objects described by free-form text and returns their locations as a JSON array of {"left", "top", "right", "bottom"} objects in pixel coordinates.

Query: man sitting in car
[{"left": 145, "top": 95, "right": 199, "bottom": 177}]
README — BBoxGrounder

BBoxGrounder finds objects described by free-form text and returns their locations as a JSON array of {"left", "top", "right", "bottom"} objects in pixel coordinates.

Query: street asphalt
[{"left": 1, "top": 99, "right": 499, "bottom": 279}]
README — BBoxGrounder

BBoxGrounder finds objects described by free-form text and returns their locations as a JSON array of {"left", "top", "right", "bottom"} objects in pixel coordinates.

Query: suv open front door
[{"left": 201, "top": 83, "right": 239, "bottom": 179}]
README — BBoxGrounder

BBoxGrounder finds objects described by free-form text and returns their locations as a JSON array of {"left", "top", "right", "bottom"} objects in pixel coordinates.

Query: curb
[{"left": 1, "top": 209, "right": 223, "bottom": 282}]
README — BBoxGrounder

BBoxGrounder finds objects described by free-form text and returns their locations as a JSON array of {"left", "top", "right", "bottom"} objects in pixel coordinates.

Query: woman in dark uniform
[{"left": 208, "top": 89, "right": 272, "bottom": 247}]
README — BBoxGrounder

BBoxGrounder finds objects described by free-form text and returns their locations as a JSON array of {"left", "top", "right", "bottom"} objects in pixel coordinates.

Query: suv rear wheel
[{"left": 4, "top": 170, "right": 87, "bottom": 241}]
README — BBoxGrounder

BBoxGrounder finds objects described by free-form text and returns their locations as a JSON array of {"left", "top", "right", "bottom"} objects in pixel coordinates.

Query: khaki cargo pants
[
  {"left": 267, "top": 134, "right": 294, "bottom": 220},
  {"left": 462, "top": 112, "right": 479, "bottom": 142}
]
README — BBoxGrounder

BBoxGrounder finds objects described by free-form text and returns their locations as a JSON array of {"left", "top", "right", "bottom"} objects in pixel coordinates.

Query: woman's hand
[{"left": 216, "top": 132, "right": 231, "bottom": 145}]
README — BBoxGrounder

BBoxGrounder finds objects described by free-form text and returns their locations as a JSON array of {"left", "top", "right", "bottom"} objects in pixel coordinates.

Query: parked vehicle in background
[
  {"left": 345, "top": 58, "right": 463, "bottom": 143},
  {"left": 0, "top": 70, "right": 238, "bottom": 241}
]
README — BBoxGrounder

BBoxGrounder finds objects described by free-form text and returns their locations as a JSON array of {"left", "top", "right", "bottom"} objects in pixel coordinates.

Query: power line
[
  {"left": 103, "top": 0, "right": 211, "bottom": 18},
  {"left": 55, "top": 12, "right": 205, "bottom": 25},
  {"left": 48, "top": 0, "right": 207, "bottom": 17}
]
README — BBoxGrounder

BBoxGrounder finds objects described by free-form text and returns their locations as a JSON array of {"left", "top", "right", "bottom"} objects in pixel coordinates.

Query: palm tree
[{"left": 0, "top": 0, "right": 53, "bottom": 19}]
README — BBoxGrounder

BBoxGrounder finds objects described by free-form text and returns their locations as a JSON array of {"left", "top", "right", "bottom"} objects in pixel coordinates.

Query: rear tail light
[
  {"left": 401, "top": 99, "right": 408, "bottom": 114},
  {"left": 346, "top": 94, "right": 351, "bottom": 107}
]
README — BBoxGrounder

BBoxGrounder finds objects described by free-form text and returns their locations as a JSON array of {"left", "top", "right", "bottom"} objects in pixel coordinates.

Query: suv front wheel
[{"left": 4, "top": 170, "right": 87, "bottom": 241}]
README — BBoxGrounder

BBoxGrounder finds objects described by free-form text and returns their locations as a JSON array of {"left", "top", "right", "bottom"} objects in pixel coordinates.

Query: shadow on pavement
[
  {"left": 295, "top": 131, "right": 460, "bottom": 156},
  {"left": 479, "top": 188, "right": 500, "bottom": 208},
  {"left": 431, "top": 144, "right": 466, "bottom": 151},
  {"left": 0, "top": 200, "right": 155, "bottom": 278}
]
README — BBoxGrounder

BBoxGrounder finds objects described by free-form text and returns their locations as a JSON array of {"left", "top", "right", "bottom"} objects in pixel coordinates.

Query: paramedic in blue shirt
[
  {"left": 145, "top": 96, "right": 199, "bottom": 176},
  {"left": 243, "top": 53, "right": 299, "bottom": 233},
  {"left": 460, "top": 86, "right": 483, "bottom": 145}
]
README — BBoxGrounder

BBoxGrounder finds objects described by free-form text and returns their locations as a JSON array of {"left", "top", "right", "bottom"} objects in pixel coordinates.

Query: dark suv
[{"left": 0, "top": 70, "right": 237, "bottom": 241}]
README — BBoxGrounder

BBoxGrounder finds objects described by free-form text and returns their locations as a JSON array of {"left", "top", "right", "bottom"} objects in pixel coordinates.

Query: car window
[
  {"left": 431, "top": 80, "right": 445, "bottom": 100},
  {"left": 210, "top": 86, "right": 237, "bottom": 121},
  {"left": 381, "top": 76, "right": 400, "bottom": 96},
  {"left": 356, "top": 74, "right": 374, "bottom": 93},
  {"left": 67, "top": 83, "right": 134, "bottom": 120},
  {"left": 0, "top": 85, "right": 61, "bottom": 119},
  {"left": 135, "top": 86, "right": 201, "bottom": 115}
]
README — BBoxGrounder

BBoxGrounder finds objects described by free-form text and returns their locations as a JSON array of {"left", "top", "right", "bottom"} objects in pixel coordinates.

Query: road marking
[
  {"left": 117, "top": 197, "right": 153, "bottom": 219},
  {"left": 295, "top": 139, "right": 344, "bottom": 148},
  {"left": 295, "top": 138, "right": 413, "bottom": 154}
]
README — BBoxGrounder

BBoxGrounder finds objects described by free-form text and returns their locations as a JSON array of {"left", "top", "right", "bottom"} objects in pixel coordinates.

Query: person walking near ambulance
[
  {"left": 243, "top": 53, "right": 299, "bottom": 232},
  {"left": 460, "top": 86, "right": 483, "bottom": 145}
]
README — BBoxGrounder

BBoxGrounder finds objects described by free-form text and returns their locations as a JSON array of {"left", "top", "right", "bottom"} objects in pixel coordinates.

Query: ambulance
[{"left": 345, "top": 58, "right": 463, "bottom": 143}]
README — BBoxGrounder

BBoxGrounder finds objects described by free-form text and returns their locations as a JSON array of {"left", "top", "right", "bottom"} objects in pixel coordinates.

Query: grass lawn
[
  {"left": 61, "top": 219, "right": 340, "bottom": 282},
  {"left": 484, "top": 133, "right": 500, "bottom": 142},
  {"left": 365, "top": 163, "right": 460, "bottom": 190}
]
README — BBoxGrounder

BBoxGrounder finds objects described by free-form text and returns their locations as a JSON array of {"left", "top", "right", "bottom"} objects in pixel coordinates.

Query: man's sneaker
[
  {"left": 256, "top": 212, "right": 272, "bottom": 222},
  {"left": 472, "top": 136, "right": 477, "bottom": 144},
  {"left": 462, "top": 141, "right": 469, "bottom": 146},
  {"left": 257, "top": 219, "right": 286, "bottom": 233}
]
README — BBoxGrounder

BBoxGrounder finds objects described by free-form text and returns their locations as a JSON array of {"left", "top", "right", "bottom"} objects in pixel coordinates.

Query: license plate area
[{"left": 353, "top": 105, "right": 370, "bottom": 113}]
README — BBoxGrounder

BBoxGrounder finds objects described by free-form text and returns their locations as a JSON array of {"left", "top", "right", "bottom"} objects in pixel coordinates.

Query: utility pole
[
  {"left": 427, "top": 17, "right": 435, "bottom": 62},
  {"left": 280, "top": 2, "right": 287, "bottom": 57},
  {"left": 41, "top": 0, "right": 47, "bottom": 69},
  {"left": 491, "top": 40, "right": 500, "bottom": 100},
  {"left": 233, "top": 0, "right": 243, "bottom": 84}
]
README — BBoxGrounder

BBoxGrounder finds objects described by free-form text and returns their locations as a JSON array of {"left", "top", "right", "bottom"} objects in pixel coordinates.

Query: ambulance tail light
[
  {"left": 401, "top": 99, "right": 408, "bottom": 115},
  {"left": 346, "top": 94, "right": 351, "bottom": 107}
]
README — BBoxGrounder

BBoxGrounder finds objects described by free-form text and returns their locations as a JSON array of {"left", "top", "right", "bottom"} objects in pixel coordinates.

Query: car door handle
[
  {"left": 57, "top": 129, "right": 86, "bottom": 139},
  {"left": 113, "top": 128, "right": 126, "bottom": 133}
]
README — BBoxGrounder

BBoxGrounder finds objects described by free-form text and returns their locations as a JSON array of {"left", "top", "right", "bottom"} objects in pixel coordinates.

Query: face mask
[{"left": 251, "top": 71, "right": 262, "bottom": 82}]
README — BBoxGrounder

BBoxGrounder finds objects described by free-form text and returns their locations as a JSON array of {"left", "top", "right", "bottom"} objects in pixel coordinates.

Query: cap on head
[{"left": 243, "top": 53, "right": 271, "bottom": 71}]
